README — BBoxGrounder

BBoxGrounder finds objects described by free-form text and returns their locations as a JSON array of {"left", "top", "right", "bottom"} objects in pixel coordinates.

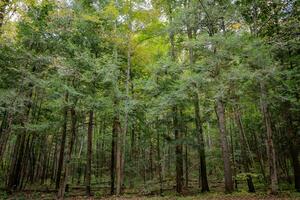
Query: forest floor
[{"left": 2, "top": 191, "right": 300, "bottom": 200}]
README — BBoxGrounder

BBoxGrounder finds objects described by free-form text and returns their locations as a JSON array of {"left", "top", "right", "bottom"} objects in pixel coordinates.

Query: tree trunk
[
  {"left": 184, "top": 130, "right": 189, "bottom": 188},
  {"left": 7, "top": 87, "right": 34, "bottom": 191},
  {"left": 252, "top": 131, "right": 267, "bottom": 183},
  {"left": 173, "top": 106, "right": 183, "bottom": 194},
  {"left": 186, "top": 13, "right": 209, "bottom": 191},
  {"left": 129, "top": 123, "right": 135, "bottom": 188},
  {"left": 193, "top": 92, "right": 209, "bottom": 192},
  {"left": 291, "top": 147, "right": 300, "bottom": 192},
  {"left": 234, "top": 106, "right": 255, "bottom": 192},
  {"left": 168, "top": 6, "right": 183, "bottom": 193},
  {"left": 156, "top": 122, "right": 163, "bottom": 195},
  {"left": 56, "top": 93, "right": 69, "bottom": 190},
  {"left": 282, "top": 102, "right": 300, "bottom": 192},
  {"left": 229, "top": 117, "right": 237, "bottom": 189},
  {"left": 111, "top": 116, "right": 117, "bottom": 195},
  {"left": 149, "top": 139, "right": 154, "bottom": 180},
  {"left": 260, "top": 82, "right": 278, "bottom": 194},
  {"left": 216, "top": 98, "right": 234, "bottom": 193},
  {"left": 7, "top": 133, "right": 27, "bottom": 190},
  {"left": 0, "top": 112, "right": 13, "bottom": 162},
  {"left": 57, "top": 107, "right": 77, "bottom": 199},
  {"left": 86, "top": 110, "right": 93, "bottom": 196},
  {"left": 115, "top": 115, "right": 122, "bottom": 195}
]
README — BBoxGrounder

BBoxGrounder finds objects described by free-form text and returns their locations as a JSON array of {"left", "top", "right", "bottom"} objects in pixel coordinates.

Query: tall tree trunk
[
  {"left": 184, "top": 130, "right": 188, "bottom": 188},
  {"left": 173, "top": 106, "right": 183, "bottom": 194},
  {"left": 234, "top": 106, "right": 255, "bottom": 192},
  {"left": 111, "top": 117, "right": 117, "bottom": 195},
  {"left": 115, "top": 115, "right": 122, "bottom": 195},
  {"left": 168, "top": 6, "right": 183, "bottom": 193},
  {"left": 229, "top": 117, "right": 237, "bottom": 189},
  {"left": 57, "top": 107, "right": 77, "bottom": 199},
  {"left": 7, "top": 133, "right": 27, "bottom": 190},
  {"left": 216, "top": 98, "right": 234, "bottom": 193},
  {"left": 156, "top": 122, "right": 163, "bottom": 195},
  {"left": 193, "top": 92, "right": 209, "bottom": 192},
  {"left": 0, "top": 112, "right": 13, "bottom": 162},
  {"left": 252, "top": 131, "right": 267, "bottom": 183},
  {"left": 86, "top": 110, "right": 93, "bottom": 196},
  {"left": 7, "top": 87, "right": 34, "bottom": 191},
  {"left": 56, "top": 93, "right": 69, "bottom": 190},
  {"left": 120, "top": 0, "right": 133, "bottom": 193},
  {"left": 149, "top": 139, "right": 153, "bottom": 180},
  {"left": 51, "top": 137, "right": 59, "bottom": 183},
  {"left": 186, "top": 18, "right": 209, "bottom": 191},
  {"left": 129, "top": 123, "right": 135, "bottom": 188},
  {"left": 290, "top": 145, "right": 300, "bottom": 192},
  {"left": 260, "top": 82, "right": 278, "bottom": 194},
  {"left": 282, "top": 102, "right": 300, "bottom": 192}
]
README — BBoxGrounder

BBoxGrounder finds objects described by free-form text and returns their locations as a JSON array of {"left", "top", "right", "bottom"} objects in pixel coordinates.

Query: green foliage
[{"left": 0, "top": 0, "right": 299, "bottom": 197}]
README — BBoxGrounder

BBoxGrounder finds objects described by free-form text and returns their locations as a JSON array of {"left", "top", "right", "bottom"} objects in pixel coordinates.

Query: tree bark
[
  {"left": 86, "top": 110, "right": 93, "bottom": 196},
  {"left": 7, "top": 87, "right": 34, "bottom": 191},
  {"left": 57, "top": 107, "right": 77, "bottom": 199},
  {"left": 0, "top": 112, "right": 13, "bottom": 162},
  {"left": 115, "top": 115, "right": 122, "bottom": 195},
  {"left": 156, "top": 122, "right": 163, "bottom": 195},
  {"left": 252, "top": 131, "right": 267, "bottom": 183},
  {"left": 216, "top": 98, "right": 234, "bottom": 193},
  {"left": 111, "top": 117, "right": 117, "bottom": 195},
  {"left": 56, "top": 93, "right": 69, "bottom": 190},
  {"left": 260, "top": 82, "right": 278, "bottom": 194},
  {"left": 193, "top": 92, "right": 209, "bottom": 192},
  {"left": 173, "top": 106, "right": 183, "bottom": 194},
  {"left": 233, "top": 106, "right": 255, "bottom": 192},
  {"left": 282, "top": 102, "right": 300, "bottom": 192},
  {"left": 184, "top": 130, "right": 189, "bottom": 188}
]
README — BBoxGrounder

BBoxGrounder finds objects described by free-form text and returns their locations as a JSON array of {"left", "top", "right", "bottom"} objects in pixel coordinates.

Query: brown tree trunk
[
  {"left": 149, "top": 139, "right": 154, "bottom": 180},
  {"left": 229, "top": 117, "right": 237, "bottom": 189},
  {"left": 115, "top": 114, "right": 122, "bottom": 195},
  {"left": 57, "top": 107, "right": 77, "bottom": 199},
  {"left": 186, "top": 19, "right": 209, "bottom": 191},
  {"left": 252, "top": 131, "right": 267, "bottom": 183},
  {"left": 7, "top": 87, "right": 33, "bottom": 191},
  {"left": 156, "top": 122, "right": 163, "bottom": 195},
  {"left": 111, "top": 117, "right": 117, "bottom": 195},
  {"left": 86, "top": 110, "right": 93, "bottom": 196},
  {"left": 0, "top": 112, "right": 13, "bottom": 161},
  {"left": 260, "top": 82, "right": 278, "bottom": 194},
  {"left": 129, "top": 123, "right": 135, "bottom": 188},
  {"left": 56, "top": 93, "right": 69, "bottom": 190},
  {"left": 7, "top": 133, "right": 27, "bottom": 190},
  {"left": 184, "top": 130, "right": 189, "bottom": 188},
  {"left": 234, "top": 106, "right": 255, "bottom": 192},
  {"left": 216, "top": 98, "right": 234, "bottom": 193},
  {"left": 282, "top": 102, "right": 300, "bottom": 192},
  {"left": 291, "top": 147, "right": 300, "bottom": 192},
  {"left": 173, "top": 106, "right": 183, "bottom": 194},
  {"left": 51, "top": 137, "right": 59, "bottom": 183},
  {"left": 193, "top": 92, "right": 209, "bottom": 192},
  {"left": 168, "top": 7, "right": 183, "bottom": 193}
]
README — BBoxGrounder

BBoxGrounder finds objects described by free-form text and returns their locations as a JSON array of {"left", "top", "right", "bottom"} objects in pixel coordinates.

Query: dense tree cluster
[{"left": 0, "top": 0, "right": 299, "bottom": 199}]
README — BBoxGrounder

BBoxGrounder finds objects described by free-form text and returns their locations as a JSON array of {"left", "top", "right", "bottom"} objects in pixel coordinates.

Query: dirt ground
[{"left": 3, "top": 192, "right": 300, "bottom": 200}]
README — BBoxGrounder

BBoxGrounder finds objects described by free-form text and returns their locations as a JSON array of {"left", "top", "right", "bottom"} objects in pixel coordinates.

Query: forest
[{"left": 0, "top": 0, "right": 299, "bottom": 199}]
